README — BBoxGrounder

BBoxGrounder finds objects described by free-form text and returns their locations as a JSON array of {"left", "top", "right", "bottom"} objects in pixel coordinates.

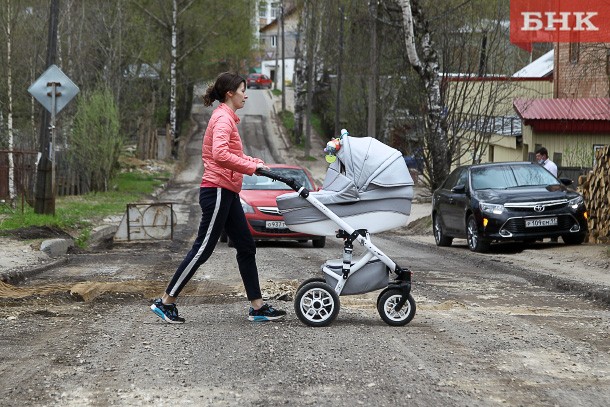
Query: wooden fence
[{"left": 0, "top": 150, "right": 38, "bottom": 203}]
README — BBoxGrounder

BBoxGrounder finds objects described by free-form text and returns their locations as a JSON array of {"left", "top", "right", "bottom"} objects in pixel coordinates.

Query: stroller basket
[{"left": 323, "top": 257, "right": 389, "bottom": 295}]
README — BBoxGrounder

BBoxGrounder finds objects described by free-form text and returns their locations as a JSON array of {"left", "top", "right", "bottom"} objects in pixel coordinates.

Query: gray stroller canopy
[
  {"left": 321, "top": 136, "right": 414, "bottom": 204},
  {"left": 276, "top": 135, "right": 414, "bottom": 234}
]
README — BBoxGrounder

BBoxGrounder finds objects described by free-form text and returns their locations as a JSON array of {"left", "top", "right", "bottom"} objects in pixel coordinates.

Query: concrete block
[{"left": 40, "top": 238, "right": 74, "bottom": 257}]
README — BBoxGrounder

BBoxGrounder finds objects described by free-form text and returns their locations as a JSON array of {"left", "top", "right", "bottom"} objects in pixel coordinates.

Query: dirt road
[{"left": 1, "top": 93, "right": 609, "bottom": 406}]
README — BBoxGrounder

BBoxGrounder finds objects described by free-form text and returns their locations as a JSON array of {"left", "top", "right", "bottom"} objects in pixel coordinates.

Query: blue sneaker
[
  {"left": 150, "top": 299, "right": 185, "bottom": 324},
  {"left": 248, "top": 303, "right": 286, "bottom": 321}
]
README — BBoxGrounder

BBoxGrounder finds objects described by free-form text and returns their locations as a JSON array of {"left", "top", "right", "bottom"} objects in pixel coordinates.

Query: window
[
  {"left": 593, "top": 144, "right": 607, "bottom": 166},
  {"left": 271, "top": 35, "right": 277, "bottom": 48},
  {"left": 259, "top": 1, "right": 268, "bottom": 19},
  {"left": 270, "top": 2, "right": 280, "bottom": 19},
  {"left": 471, "top": 165, "right": 558, "bottom": 190},
  {"left": 442, "top": 168, "right": 465, "bottom": 190}
]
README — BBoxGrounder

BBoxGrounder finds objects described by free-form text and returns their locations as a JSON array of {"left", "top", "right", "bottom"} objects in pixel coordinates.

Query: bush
[{"left": 69, "top": 86, "right": 123, "bottom": 192}]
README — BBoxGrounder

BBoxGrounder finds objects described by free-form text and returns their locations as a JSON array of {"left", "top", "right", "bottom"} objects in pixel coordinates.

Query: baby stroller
[{"left": 257, "top": 132, "right": 416, "bottom": 327}]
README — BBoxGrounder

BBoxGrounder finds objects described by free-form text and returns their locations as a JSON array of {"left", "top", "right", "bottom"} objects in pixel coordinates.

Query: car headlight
[
  {"left": 240, "top": 198, "right": 255, "bottom": 214},
  {"left": 480, "top": 202, "right": 504, "bottom": 215},
  {"left": 568, "top": 195, "right": 584, "bottom": 209}
]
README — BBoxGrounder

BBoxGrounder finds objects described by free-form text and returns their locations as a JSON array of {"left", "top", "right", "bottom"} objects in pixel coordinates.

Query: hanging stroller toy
[{"left": 257, "top": 130, "right": 416, "bottom": 327}]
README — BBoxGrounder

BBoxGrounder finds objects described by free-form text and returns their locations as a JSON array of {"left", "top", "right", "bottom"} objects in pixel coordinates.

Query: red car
[
  {"left": 220, "top": 164, "right": 326, "bottom": 248},
  {"left": 246, "top": 73, "right": 272, "bottom": 89}
]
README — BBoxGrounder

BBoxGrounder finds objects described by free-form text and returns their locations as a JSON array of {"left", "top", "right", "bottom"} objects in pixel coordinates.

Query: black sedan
[{"left": 432, "top": 162, "right": 588, "bottom": 252}]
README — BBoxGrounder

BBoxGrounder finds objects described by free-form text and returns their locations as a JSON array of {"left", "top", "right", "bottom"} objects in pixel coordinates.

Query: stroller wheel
[
  {"left": 377, "top": 289, "right": 416, "bottom": 326},
  {"left": 296, "top": 277, "right": 326, "bottom": 292},
  {"left": 294, "top": 281, "right": 340, "bottom": 327}
]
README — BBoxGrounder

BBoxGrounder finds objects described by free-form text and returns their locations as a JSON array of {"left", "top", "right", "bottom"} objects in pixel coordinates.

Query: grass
[
  {"left": 278, "top": 109, "right": 326, "bottom": 154},
  {"left": 0, "top": 170, "right": 170, "bottom": 247}
]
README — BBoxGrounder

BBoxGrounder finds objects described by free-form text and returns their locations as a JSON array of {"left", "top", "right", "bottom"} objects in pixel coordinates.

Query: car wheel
[
  {"left": 312, "top": 237, "right": 326, "bottom": 248},
  {"left": 219, "top": 229, "right": 227, "bottom": 243},
  {"left": 433, "top": 214, "right": 453, "bottom": 247},
  {"left": 562, "top": 233, "right": 585, "bottom": 245},
  {"left": 467, "top": 215, "right": 490, "bottom": 253}
]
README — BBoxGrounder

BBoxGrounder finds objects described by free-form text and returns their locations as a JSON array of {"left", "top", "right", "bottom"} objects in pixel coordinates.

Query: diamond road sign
[{"left": 28, "top": 64, "right": 79, "bottom": 114}]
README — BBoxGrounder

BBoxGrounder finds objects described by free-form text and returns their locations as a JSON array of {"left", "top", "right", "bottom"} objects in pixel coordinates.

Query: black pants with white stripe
[{"left": 165, "top": 187, "right": 262, "bottom": 301}]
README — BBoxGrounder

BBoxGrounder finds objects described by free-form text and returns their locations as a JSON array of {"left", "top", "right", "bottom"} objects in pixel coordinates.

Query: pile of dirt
[{"left": 406, "top": 216, "right": 433, "bottom": 235}]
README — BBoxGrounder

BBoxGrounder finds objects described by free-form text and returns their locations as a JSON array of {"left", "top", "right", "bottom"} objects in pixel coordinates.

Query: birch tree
[
  {"left": 131, "top": 0, "right": 192, "bottom": 149},
  {"left": 1, "top": 0, "right": 16, "bottom": 205},
  {"left": 399, "top": 0, "right": 448, "bottom": 189}
]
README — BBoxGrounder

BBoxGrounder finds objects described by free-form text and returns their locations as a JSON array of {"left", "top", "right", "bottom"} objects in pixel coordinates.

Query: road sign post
[{"left": 28, "top": 65, "right": 79, "bottom": 215}]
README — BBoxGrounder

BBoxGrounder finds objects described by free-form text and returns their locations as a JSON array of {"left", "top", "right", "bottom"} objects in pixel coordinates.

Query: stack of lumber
[{"left": 578, "top": 145, "right": 610, "bottom": 243}]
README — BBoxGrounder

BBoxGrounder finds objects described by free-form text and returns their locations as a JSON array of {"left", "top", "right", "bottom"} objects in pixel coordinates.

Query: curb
[{"left": 1, "top": 256, "right": 70, "bottom": 285}]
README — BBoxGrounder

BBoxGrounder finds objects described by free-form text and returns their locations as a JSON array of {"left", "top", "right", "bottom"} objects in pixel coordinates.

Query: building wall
[
  {"left": 259, "top": 6, "right": 299, "bottom": 87},
  {"left": 261, "top": 59, "right": 295, "bottom": 86},
  {"left": 523, "top": 130, "right": 610, "bottom": 168},
  {"left": 555, "top": 43, "right": 610, "bottom": 98},
  {"left": 447, "top": 77, "right": 553, "bottom": 116},
  {"left": 450, "top": 78, "right": 553, "bottom": 167}
]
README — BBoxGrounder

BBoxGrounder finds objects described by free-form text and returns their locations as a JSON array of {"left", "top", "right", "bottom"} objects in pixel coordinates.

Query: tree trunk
[
  {"left": 304, "top": 0, "right": 316, "bottom": 158},
  {"left": 6, "top": 0, "right": 16, "bottom": 205},
  {"left": 367, "top": 0, "right": 378, "bottom": 139},
  {"left": 293, "top": 4, "right": 308, "bottom": 145},
  {"left": 399, "top": 0, "right": 449, "bottom": 190},
  {"left": 170, "top": 0, "right": 178, "bottom": 147}
]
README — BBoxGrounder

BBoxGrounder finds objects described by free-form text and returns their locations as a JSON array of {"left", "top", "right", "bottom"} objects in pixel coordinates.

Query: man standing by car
[
  {"left": 535, "top": 147, "right": 559, "bottom": 242},
  {"left": 535, "top": 147, "right": 558, "bottom": 177}
]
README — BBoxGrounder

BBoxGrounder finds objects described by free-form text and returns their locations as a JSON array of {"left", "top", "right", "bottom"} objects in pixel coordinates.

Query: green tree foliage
[
  {"left": 297, "top": 0, "right": 543, "bottom": 189},
  {"left": 69, "top": 86, "right": 122, "bottom": 192},
  {"left": 0, "top": 0, "right": 254, "bottom": 205}
]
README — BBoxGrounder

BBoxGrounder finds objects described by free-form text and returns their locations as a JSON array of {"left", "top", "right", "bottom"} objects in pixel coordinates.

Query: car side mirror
[
  {"left": 559, "top": 178, "right": 573, "bottom": 186},
  {"left": 451, "top": 184, "right": 466, "bottom": 194}
]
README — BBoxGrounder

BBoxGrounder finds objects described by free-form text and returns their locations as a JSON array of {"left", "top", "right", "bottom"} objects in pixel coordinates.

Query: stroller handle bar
[{"left": 255, "top": 169, "right": 310, "bottom": 198}]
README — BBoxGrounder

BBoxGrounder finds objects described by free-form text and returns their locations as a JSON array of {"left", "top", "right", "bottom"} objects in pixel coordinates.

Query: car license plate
[
  {"left": 266, "top": 220, "right": 286, "bottom": 229},
  {"left": 525, "top": 217, "right": 558, "bottom": 227}
]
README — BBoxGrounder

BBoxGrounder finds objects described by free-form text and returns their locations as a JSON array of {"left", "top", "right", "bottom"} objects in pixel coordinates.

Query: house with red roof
[{"left": 513, "top": 44, "right": 610, "bottom": 171}]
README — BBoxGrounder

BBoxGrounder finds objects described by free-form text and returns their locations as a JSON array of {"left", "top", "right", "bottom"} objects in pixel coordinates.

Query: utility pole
[
  {"left": 281, "top": 2, "right": 286, "bottom": 112},
  {"left": 367, "top": 0, "right": 378, "bottom": 139},
  {"left": 334, "top": 6, "right": 344, "bottom": 136},
  {"left": 34, "top": 0, "right": 59, "bottom": 215},
  {"left": 274, "top": 3, "right": 280, "bottom": 90}
]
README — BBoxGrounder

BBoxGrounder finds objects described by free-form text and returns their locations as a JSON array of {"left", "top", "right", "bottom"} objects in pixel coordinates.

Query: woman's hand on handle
[{"left": 255, "top": 163, "right": 270, "bottom": 174}]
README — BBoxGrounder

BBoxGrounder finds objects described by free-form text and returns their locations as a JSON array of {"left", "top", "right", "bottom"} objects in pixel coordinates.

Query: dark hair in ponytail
[{"left": 202, "top": 72, "right": 246, "bottom": 107}]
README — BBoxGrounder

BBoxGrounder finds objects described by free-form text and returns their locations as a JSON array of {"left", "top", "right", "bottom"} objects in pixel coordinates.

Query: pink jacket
[{"left": 201, "top": 103, "right": 263, "bottom": 193}]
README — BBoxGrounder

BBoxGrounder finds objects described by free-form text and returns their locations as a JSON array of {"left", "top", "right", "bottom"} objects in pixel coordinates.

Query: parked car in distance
[
  {"left": 246, "top": 73, "right": 272, "bottom": 89},
  {"left": 432, "top": 162, "right": 588, "bottom": 252},
  {"left": 220, "top": 164, "right": 326, "bottom": 248}
]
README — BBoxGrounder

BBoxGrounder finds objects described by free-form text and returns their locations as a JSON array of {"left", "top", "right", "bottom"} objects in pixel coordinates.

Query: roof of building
[
  {"left": 514, "top": 98, "right": 610, "bottom": 121},
  {"left": 513, "top": 98, "right": 610, "bottom": 133},
  {"left": 512, "top": 49, "right": 554, "bottom": 78}
]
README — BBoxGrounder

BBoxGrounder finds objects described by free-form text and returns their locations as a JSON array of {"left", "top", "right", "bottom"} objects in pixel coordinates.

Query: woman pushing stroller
[{"left": 150, "top": 72, "right": 286, "bottom": 323}]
